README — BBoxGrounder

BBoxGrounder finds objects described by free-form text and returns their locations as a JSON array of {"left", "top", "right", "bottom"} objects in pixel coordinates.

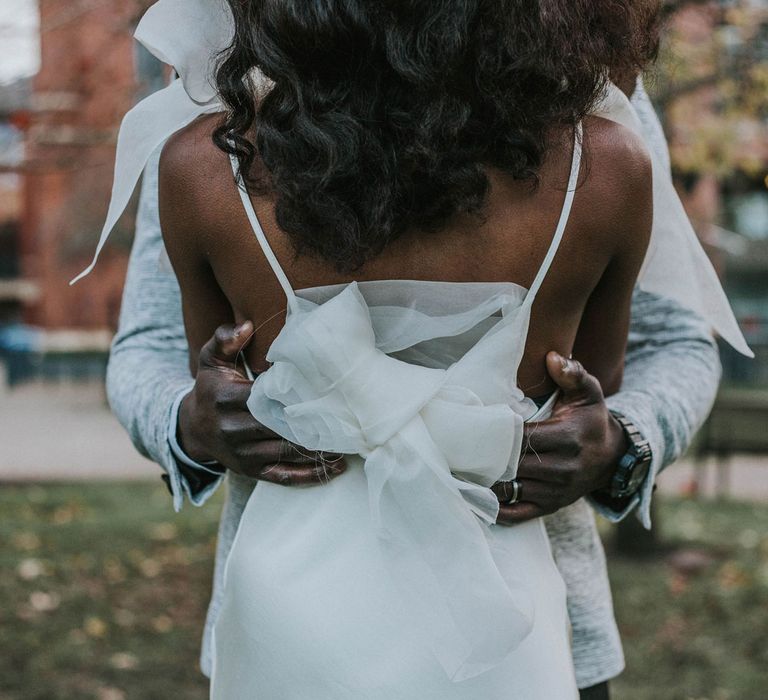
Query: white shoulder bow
[{"left": 70, "top": 0, "right": 233, "bottom": 284}]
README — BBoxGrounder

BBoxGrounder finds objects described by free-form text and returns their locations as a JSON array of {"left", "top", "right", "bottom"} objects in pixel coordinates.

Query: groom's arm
[
  {"left": 604, "top": 78, "right": 720, "bottom": 526},
  {"left": 498, "top": 290, "right": 720, "bottom": 530},
  {"left": 601, "top": 291, "right": 720, "bottom": 527},
  {"left": 106, "top": 148, "right": 219, "bottom": 512},
  {"left": 108, "top": 148, "right": 346, "bottom": 511}
]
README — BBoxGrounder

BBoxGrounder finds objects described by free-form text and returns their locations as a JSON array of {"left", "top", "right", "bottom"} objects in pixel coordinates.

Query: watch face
[
  {"left": 610, "top": 413, "right": 653, "bottom": 499},
  {"left": 612, "top": 450, "right": 652, "bottom": 499},
  {"left": 627, "top": 461, "right": 651, "bottom": 493}
]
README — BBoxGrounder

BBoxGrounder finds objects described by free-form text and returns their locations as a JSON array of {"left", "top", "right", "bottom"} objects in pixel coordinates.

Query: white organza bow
[
  {"left": 247, "top": 283, "right": 537, "bottom": 682},
  {"left": 70, "top": 0, "right": 234, "bottom": 283},
  {"left": 593, "top": 85, "right": 753, "bottom": 356}
]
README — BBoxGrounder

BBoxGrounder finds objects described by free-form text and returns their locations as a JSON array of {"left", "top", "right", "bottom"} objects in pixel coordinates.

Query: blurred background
[{"left": 0, "top": 1, "right": 766, "bottom": 699}]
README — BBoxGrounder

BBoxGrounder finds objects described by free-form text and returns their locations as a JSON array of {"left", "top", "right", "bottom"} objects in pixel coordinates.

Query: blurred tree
[
  {"left": 652, "top": 0, "right": 768, "bottom": 178},
  {"left": 616, "top": 0, "right": 768, "bottom": 556}
]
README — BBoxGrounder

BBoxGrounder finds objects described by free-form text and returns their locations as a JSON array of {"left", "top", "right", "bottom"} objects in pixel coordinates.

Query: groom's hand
[
  {"left": 177, "top": 322, "right": 347, "bottom": 486},
  {"left": 495, "top": 352, "right": 627, "bottom": 525}
]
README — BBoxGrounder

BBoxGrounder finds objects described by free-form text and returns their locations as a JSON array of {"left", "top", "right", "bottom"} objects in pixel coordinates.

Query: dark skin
[{"left": 162, "top": 101, "right": 652, "bottom": 522}]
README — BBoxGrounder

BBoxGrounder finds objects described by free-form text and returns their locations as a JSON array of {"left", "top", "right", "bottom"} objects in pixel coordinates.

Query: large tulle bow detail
[{"left": 247, "top": 284, "right": 536, "bottom": 681}]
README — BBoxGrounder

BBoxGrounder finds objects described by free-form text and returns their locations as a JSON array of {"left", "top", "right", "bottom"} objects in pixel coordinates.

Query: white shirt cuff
[{"left": 168, "top": 389, "right": 225, "bottom": 476}]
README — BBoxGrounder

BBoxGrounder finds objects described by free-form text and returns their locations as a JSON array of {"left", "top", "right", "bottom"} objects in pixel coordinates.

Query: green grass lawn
[
  {"left": 1, "top": 483, "right": 766, "bottom": 700},
  {"left": 607, "top": 499, "right": 768, "bottom": 700}
]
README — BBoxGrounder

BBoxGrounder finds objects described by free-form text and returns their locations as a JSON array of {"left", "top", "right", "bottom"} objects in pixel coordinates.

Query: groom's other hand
[
  {"left": 177, "top": 322, "right": 347, "bottom": 486},
  {"left": 496, "top": 352, "right": 627, "bottom": 525}
]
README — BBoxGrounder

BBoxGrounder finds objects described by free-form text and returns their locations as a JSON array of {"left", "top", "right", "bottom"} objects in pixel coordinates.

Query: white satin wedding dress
[{"left": 209, "top": 127, "right": 585, "bottom": 699}]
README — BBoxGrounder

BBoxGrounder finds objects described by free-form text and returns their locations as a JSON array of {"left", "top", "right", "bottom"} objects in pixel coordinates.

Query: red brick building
[{"left": 20, "top": 0, "right": 155, "bottom": 333}]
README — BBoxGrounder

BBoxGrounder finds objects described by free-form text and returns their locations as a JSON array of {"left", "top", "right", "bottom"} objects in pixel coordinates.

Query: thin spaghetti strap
[
  {"left": 228, "top": 154, "right": 300, "bottom": 313},
  {"left": 524, "top": 122, "right": 583, "bottom": 306}
]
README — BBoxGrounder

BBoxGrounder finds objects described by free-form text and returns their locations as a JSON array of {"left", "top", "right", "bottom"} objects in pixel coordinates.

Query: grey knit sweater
[{"left": 106, "top": 82, "right": 721, "bottom": 689}]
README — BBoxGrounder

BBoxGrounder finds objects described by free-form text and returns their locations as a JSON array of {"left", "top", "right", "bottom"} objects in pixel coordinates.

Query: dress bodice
[
  {"left": 296, "top": 279, "right": 527, "bottom": 371},
  {"left": 231, "top": 124, "right": 583, "bottom": 682}
]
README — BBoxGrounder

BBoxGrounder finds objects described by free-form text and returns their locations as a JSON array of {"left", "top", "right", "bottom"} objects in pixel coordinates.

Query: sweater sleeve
[
  {"left": 593, "top": 290, "right": 721, "bottom": 528},
  {"left": 106, "top": 147, "right": 224, "bottom": 512}
]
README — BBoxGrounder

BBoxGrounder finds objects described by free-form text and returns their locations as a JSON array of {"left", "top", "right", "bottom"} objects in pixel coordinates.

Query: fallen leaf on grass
[
  {"left": 717, "top": 561, "right": 751, "bottom": 590},
  {"left": 139, "top": 558, "right": 162, "bottom": 578},
  {"left": 151, "top": 615, "right": 174, "bottom": 633},
  {"left": 84, "top": 616, "right": 108, "bottom": 638},
  {"left": 70, "top": 553, "right": 96, "bottom": 573},
  {"left": 114, "top": 608, "right": 136, "bottom": 628},
  {"left": 652, "top": 614, "right": 689, "bottom": 652},
  {"left": 668, "top": 572, "right": 690, "bottom": 596},
  {"left": 29, "top": 591, "right": 60, "bottom": 612},
  {"left": 109, "top": 652, "right": 139, "bottom": 670},
  {"left": 149, "top": 522, "right": 178, "bottom": 541},
  {"left": 52, "top": 505, "right": 77, "bottom": 525},
  {"left": 17, "top": 558, "right": 46, "bottom": 581},
  {"left": 11, "top": 532, "right": 41, "bottom": 551},
  {"left": 103, "top": 558, "right": 127, "bottom": 584},
  {"left": 96, "top": 687, "right": 126, "bottom": 700},
  {"left": 163, "top": 544, "right": 192, "bottom": 566},
  {"left": 666, "top": 548, "right": 717, "bottom": 576}
]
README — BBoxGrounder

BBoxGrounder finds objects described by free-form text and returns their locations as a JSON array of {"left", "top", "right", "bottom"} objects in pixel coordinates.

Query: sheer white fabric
[
  {"left": 225, "top": 128, "right": 580, "bottom": 675},
  {"left": 591, "top": 87, "right": 751, "bottom": 356},
  {"left": 204, "top": 127, "right": 583, "bottom": 697},
  {"left": 72, "top": 0, "right": 751, "bottom": 358},
  {"left": 245, "top": 284, "right": 538, "bottom": 682}
]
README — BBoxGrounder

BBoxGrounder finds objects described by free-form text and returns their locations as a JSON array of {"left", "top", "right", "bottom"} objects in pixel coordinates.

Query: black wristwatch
[{"left": 607, "top": 412, "right": 652, "bottom": 500}]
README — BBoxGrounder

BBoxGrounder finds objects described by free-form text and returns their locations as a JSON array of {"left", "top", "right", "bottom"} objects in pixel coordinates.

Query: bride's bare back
[{"left": 159, "top": 113, "right": 651, "bottom": 398}]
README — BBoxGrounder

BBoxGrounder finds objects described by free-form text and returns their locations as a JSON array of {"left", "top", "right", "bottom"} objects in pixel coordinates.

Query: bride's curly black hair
[{"left": 213, "top": 0, "right": 660, "bottom": 272}]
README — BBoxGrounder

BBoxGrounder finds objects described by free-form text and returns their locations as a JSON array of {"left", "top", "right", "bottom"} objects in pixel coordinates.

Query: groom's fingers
[
  {"left": 243, "top": 438, "right": 343, "bottom": 465},
  {"left": 543, "top": 352, "right": 605, "bottom": 407},
  {"left": 225, "top": 439, "right": 346, "bottom": 481},
  {"left": 521, "top": 421, "right": 576, "bottom": 454},
  {"left": 516, "top": 453, "right": 568, "bottom": 482},
  {"left": 521, "top": 353, "right": 606, "bottom": 455},
  {"left": 259, "top": 459, "right": 348, "bottom": 487},
  {"left": 496, "top": 501, "right": 547, "bottom": 525},
  {"left": 494, "top": 478, "right": 562, "bottom": 522},
  {"left": 221, "top": 415, "right": 280, "bottom": 444},
  {"left": 192, "top": 321, "right": 348, "bottom": 487},
  {"left": 213, "top": 381, "right": 256, "bottom": 410},
  {"left": 199, "top": 321, "right": 255, "bottom": 371}
]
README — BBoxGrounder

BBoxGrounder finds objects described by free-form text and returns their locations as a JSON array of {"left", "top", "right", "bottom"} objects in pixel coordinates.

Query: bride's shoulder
[
  {"left": 581, "top": 116, "right": 652, "bottom": 208},
  {"left": 541, "top": 115, "right": 652, "bottom": 217},
  {"left": 572, "top": 115, "right": 653, "bottom": 254},
  {"left": 581, "top": 114, "right": 652, "bottom": 186},
  {"left": 158, "top": 114, "right": 232, "bottom": 214},
  {"left": 158, "top": 114, "right": 259, "bottom": 251}
]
